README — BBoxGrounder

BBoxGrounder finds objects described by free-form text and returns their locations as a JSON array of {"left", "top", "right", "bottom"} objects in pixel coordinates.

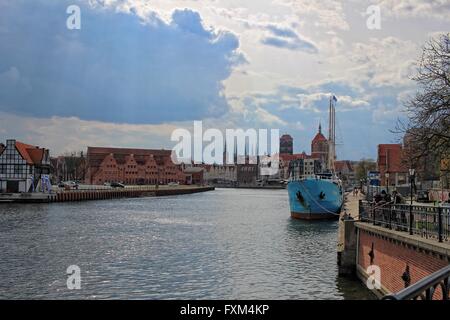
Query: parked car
[
  {"left": 60, "top": 181, "right": 79, "bottom": 190},
  {"left": 415, "top": 190, "right": 430, "bottom": 203},
  {"left": 168, "top": 182, "right": 179, "bottom": 187},
  {"left": 110, "top": 182, "right": 125, "bottom": 188}
]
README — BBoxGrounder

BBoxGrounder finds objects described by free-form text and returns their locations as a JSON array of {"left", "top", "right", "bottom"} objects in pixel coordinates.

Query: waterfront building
[
  {"left": 85, "top": 147, "right": 185, "bottom": 185},
  {"left": 311, "top": 124, "right": 329, "bottom": 169},
  {"left": 0, "top": 139, "right": 51, "bottom": 193},
  {"left": 203, "top": 164, "right": 237, "bottom": 185},
  {"left": 279, "top": 153, "right": 311, "bottom": 180},
  {"left": 377, "top": 144, "right": 408, "bottom": 187},
  {"left": 335, "top": 160, "right": 357, "bottom": 188},
  {"left": 183, "top": 167, "right": 204, "bottom": 185},
  {"left": 288, "top": 158, "right": 322, "bottom": 179},
  {"left": 236, "top": 163, "right": 258, "bottom": 186},
  {"left": 280, "top": 134, "right": 294, "bottom": 155}
]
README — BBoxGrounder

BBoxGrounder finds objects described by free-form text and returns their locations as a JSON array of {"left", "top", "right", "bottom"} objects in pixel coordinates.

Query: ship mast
[{"left": 328, "top": 96, "right": 336, "bottom": 172}]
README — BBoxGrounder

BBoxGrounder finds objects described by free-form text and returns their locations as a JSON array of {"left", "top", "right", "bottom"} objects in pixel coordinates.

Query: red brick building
[
  {"left": 377, "top": 144, "right": 407, "bottom": 187},
  {"left": 85, "top": 147, "right": 185, "bottom": 185},
  {"left": 279, "top": 152, "right": 312, "bottom": 179},
  {"left": 335, "top": 160, "right": 357, "bottom": 187},
  {"left": 311, "top": 124, "right": 328, "bottom": 167},
  {"left": 279, "top": 134, "right": 294, "bottom": 155}
]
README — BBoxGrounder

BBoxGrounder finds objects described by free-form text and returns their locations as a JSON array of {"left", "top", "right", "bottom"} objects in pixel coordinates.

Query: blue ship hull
[{"left": 288, "top": 178, "right": 344, "bottom": 220}]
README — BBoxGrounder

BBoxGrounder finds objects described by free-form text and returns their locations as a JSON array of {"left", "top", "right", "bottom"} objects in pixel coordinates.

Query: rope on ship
[{"left": 297, "top": 182, "right": 341, "bottom": 216}]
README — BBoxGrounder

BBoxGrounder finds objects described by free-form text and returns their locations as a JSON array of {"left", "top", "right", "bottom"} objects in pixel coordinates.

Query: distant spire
[
  {"left": 223, "top": 139, "right": 227, "bottom": 165},
  {"left": 318, "top": 122, "right": 322, "bottom": 134}
]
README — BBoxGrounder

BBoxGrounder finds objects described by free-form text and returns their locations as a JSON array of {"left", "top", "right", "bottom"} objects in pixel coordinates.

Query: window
[{"left": 14, "top": 164, "right": 27, "bottom": 174}]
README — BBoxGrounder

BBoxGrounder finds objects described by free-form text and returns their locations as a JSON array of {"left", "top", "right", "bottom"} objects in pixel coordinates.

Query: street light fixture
[{"left": 408, "top": 168, "right": 415, "bottom": 235}]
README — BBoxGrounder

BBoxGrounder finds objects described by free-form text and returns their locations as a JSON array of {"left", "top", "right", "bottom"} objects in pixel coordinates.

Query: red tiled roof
[
  {"left": 16, "top": 141, "right": 46, "bottom": 165},
  {"left": 280, "top": 134, "right": 293, "bottom": 140},
  {"left": 27, "top": 148, "right": 44, "bottom": 164},
  {"left": 280, "top": 152, "right": 311, "bottom": 161},
  {"left": 87, "top": 146, "right": 171, "bottom": 167},
  {"left": 335, "top": 160, "right": 353, "bottom": 172},
  {"left": 312, "top": 132, "right": 327, "bottom": 143}
]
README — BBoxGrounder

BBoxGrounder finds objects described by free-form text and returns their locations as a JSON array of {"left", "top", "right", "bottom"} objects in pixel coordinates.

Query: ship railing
[
  {"left": 359, "top": 200, "right": 450, "bottom": 243},
  {"left": 289, "top": 174, "right": 334, "bottom": 181}
]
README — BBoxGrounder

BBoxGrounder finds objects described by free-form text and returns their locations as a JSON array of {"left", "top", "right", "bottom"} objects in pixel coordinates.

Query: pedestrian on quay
[
  {"left": 384, "top": 191, "right": 392, "bottom": 203},
  {"left": 392, "top": 190, "right": 404, "bottom": 204},
  {"left": 374, "top": 192, "right": 382, "bottom": 204},
  {"left": 380, "top": 190, "right": 387, "bottom": 203}
]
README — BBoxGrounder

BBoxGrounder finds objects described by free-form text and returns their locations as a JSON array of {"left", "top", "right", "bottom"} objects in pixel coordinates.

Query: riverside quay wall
[
  {"left": 0, "top": 186, "right": 215, "bottom": 203},
  {"left": 338, "top": 200, "right": 450, "bottom": 299}
]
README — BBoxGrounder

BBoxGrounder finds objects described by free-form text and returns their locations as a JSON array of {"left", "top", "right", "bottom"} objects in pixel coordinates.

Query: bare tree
[
  {"left": 355, "top": 158, "right": 377, "bottom": 182},
  {"left": 397, "top": 33, "right": 450, "bottom": 173}
]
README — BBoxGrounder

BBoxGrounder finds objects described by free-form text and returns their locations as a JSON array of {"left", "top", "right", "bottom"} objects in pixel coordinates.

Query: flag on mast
[{"left": 332, "top": 95, "right": 338, "bottom": 103}]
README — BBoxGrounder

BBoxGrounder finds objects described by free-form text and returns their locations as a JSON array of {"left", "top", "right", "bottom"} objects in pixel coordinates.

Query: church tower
[{"left": 311, "top": 123, "right": 329, "bottom": 168}]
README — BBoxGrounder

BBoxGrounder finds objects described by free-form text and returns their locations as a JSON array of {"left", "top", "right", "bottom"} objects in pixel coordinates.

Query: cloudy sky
[{"left": 0, "top": 0, "right": 449, "bottom": 160}]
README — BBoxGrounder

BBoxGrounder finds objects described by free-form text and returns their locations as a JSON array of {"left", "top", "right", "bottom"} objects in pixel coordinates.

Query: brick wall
[{"left": 358, "top": 229, "right": 448, "bottom": 298}]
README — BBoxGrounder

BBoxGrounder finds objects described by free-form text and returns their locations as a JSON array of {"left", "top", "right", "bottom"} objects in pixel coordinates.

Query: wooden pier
[{"left": 0, "top": 185, "right": 215, "bottom": 203}]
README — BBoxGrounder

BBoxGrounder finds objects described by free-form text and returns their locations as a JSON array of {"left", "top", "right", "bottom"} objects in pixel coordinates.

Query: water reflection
[{"left": 0, "top": 188, "right": 373, "bottom": 299}]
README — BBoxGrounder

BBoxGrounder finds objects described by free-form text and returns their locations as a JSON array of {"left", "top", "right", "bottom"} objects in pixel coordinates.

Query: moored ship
[
  {"left": 288, "top": 174, "right": 343, "bottom": 220},
  {"left": 288, "top": 96, "right": 344, "bottom": 220}
]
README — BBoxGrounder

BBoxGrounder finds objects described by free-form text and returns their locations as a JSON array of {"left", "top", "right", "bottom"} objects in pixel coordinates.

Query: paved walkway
[
  {"left": 337, "top": 192, "right": 364, "bottom": 252},
  {"left": 342, "top": 191, "right": 364, "bottom": 219}
]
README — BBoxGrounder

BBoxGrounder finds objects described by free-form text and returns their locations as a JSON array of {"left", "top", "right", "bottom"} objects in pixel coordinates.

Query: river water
[{"left": 0, "top": 188, "right": 374, "bottom": 299}]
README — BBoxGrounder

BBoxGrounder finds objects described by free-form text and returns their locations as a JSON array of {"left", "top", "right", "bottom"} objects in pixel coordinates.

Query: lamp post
[
  {"left": 385, "top": 172, "right": 390, "bottom": 195},
  {"left": 409, "top": 168, "right": 415, "bottom": 235}
]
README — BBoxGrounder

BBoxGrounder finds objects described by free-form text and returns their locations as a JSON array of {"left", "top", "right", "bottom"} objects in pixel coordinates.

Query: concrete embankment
[{"left": 0, "top": 186, "right": 215, "bottom": 203}]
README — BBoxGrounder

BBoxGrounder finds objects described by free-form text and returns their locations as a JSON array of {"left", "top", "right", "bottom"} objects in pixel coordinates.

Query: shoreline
[{"left": 0, "top": 185, "right": 215, "bottom": 204}]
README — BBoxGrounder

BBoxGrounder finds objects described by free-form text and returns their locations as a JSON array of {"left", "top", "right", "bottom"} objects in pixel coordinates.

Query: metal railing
[
  {"left": 359, "top": 200, "right": 450, "bottom": 243},
  {"left": 382, "top": 265, "right": 450, "bottom": 300}
]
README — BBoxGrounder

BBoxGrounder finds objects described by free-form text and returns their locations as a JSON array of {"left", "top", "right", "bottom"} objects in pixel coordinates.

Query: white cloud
[
  {"left": 1, "top": 0, "right": 449, "bottom": 160},
  {"left": 0, "top": 111, "right": 180, "bottom": 155},
  {"left": 346, "top": 37, "right": 419, "bottom": 88},
  {"left": 296, "top": 92, "right": 369, "bottom": 112},
  {"left": 379, "top": 0, "right": 450, "bottom": 20},
  {"left": 275, "top": 0, "right": 350, "bottom": 30},
  {"left": 253, "top": 107, "right": 287, "bottom": 126}
]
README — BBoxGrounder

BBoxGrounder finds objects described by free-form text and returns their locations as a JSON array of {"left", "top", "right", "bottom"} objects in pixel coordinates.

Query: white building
[{"left": 0, "top": 140, "right": 51, "bottom": 193}]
